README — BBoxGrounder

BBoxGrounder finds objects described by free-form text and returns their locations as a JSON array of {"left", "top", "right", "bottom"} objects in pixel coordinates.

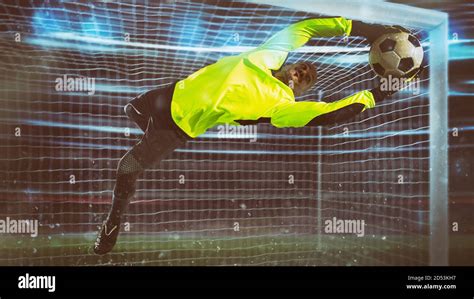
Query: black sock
[{"left": 108, "top": 193, "right": 130, "bottom": 224}]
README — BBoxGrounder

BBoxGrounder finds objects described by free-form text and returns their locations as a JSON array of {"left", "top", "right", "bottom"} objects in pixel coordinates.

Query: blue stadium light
[{"left": 26, "top": 120, "right": 142, "bottom": 135}]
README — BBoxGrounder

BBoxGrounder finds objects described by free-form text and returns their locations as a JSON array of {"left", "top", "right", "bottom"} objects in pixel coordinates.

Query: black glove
[
  {"left": 307, "top": 103, "right": 365, "bottom": 126},
  {"left": 352, "top": 20, "right": 411, "bottom": 44},
  {"left": 370, "top": 84, "right": 396, "bottom": 103},
  {"left": 370, "top": 62, "right": 427, "bottom": 103},
  {"left": 405, "top": 57, "right": 427, "bottom": 82}
]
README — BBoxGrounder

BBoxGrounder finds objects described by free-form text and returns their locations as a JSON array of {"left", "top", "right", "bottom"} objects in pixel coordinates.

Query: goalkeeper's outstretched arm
[
  {"left": 269, "top": 84, "right": 398, "bottom": 128},
  {"left": 258, "top": 17, "right": 352, "bottom": 53},
  {"left": 246, "top": 17, "right": 352, "bottom": 71},
  {"left": 304, "top": 86, "right": 395, "bottom": 126},
  {"left": 255, "top": 16, "right": 412, "bottom": 52},
  {"left": 269, "top": 90, "right": 376, "bottom": 128}
]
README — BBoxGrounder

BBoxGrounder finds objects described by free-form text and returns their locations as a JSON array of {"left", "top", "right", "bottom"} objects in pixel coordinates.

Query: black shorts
[
  {"left": 129, "top": 82, "right": 188, "bottom": 136},
  {"left": 126, "top": 82, "right": 190, "bottom": 168}
]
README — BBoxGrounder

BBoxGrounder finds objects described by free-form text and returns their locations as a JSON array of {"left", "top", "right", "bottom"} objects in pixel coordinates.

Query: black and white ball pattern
[{"left": 369, "top": 32, "right": 424, "bottom": 78}]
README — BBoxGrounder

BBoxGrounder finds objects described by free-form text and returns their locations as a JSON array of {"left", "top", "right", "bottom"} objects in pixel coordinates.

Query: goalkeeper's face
[{"left": 277, "top": 62, "right": 317, "bottom": 96}]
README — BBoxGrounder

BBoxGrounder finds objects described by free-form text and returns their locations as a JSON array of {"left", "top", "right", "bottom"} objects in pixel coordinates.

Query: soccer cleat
[
  {"left": 93, "top": 217, "right": 121, "bottom": 255},
  {"left": 124, "top": 103, "right": 149, "bottom": 132}
]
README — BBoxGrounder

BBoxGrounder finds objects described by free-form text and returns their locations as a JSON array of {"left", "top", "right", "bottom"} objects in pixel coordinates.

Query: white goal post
[{"left": 247, "top": 0, "right": 449, "bottom": 266}]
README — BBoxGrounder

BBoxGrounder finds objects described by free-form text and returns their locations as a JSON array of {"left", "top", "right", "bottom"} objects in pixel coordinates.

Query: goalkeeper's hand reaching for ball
[{"left": 352, "top": 21, "right": 427, "bottom": 103}]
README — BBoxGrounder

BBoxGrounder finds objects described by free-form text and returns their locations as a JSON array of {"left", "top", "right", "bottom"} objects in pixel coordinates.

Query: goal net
[{"left": 0, "top": 0, "right": 448, "bottom": 265}]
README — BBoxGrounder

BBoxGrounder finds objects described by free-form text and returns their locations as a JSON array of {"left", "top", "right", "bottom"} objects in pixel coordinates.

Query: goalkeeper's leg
[
  {"left": 94, "top": 84, "right": 189, "bottom": 255},
  {"left": 93, "top": 119, "right": 188, "bottom": 255},
  {"left": 92, "top": 143, "right": 144, "bottom": 255}
]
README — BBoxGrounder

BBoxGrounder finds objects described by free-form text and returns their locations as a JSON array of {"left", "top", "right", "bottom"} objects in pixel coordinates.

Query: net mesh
[{"left": 0, "top": 0, "right": 430, "bottom": 265}]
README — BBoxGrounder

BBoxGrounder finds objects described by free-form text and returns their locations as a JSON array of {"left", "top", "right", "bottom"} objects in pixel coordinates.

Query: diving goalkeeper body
[{"left": 94, "top": 17, "right": 412, "bottom": 254}]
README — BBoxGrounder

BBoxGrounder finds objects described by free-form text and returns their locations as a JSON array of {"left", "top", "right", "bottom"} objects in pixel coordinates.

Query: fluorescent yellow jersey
[{"left": 170, "top": 17, "right": 376, "bottom": 138}]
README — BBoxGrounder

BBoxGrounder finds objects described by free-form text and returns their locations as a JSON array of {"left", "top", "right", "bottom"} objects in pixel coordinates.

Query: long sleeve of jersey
[
  {"left": 247, "top": 17, "right": 353, "bottom": 71},
  {"left": 270, "top": 90, "right": 376, "bottom": 128}
]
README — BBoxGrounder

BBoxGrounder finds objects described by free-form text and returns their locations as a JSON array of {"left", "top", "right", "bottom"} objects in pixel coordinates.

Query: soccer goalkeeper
[{"left": 94, "top": 17, "right": 415, "bottom": 254}]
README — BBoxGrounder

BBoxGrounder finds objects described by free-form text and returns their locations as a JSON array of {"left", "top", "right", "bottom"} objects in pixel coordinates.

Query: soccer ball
[{"left": 369, "top": 32, "right": 424, "bottom": 78}]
